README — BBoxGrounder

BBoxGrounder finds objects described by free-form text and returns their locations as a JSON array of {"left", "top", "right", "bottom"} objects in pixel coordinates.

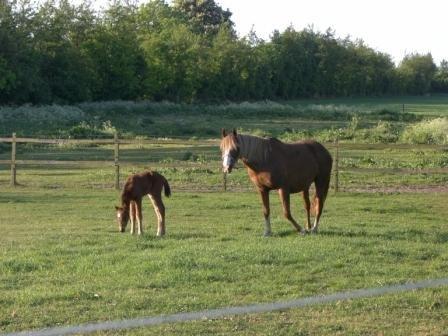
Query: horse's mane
[
  {"left": 220, "top": 134, "right": 238, "bottom": 152},
  {"left": 237, "top": 134, "right": 273, "bottom": 165}
]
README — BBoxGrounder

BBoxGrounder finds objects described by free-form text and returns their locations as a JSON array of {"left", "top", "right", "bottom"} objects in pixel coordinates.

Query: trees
[
  {"left": 86, "top": 1, "right": 146, "bottom": 101},
  {"left": 432, "top": 60, "right": 448, "bottom": 93},
  {"left": 32, "top": 0, "right": 97, "bottom": 102},
  {"left": 141, "top": 22, "right": 205, "bottom": 102},
  {"left": 396, "top": 53, "right": 436, "bottom": 95},
  {"left": 0, "top": 0, "right": 443, "bottom": 105},
  {"left": 172, "top": 0, "right": 234, "bottom": 37},
  {"left": 0, "top": 0, "right": 47, "bottom": 104}
]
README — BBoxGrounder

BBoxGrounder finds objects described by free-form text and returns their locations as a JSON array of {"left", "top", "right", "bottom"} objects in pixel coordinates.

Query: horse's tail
[
  {"left": 162, "top": 176, "right": 171, "bottom": 198},
  {"left": 311, "top": 142, "right": 333, "bottom": 215}
]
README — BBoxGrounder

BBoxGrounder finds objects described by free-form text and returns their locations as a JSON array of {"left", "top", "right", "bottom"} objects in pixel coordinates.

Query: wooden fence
[
  {"left": 3, "top": 133, "right": 446, "bottom": 193},
  {"left": 0, "top": 133, "right": 226, "bottom": 190}
]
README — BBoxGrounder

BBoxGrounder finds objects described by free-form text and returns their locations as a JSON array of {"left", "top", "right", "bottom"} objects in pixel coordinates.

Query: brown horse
[
  {"left": 220, "top": 129, "right": 332, "bottom": 236},
  {"left": 115, "top": 171, "right": 171, "bottom": 236}
]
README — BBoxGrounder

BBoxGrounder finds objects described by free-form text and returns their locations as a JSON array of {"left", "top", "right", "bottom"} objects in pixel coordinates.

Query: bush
[
  {"left": 367, "top": 108, "right": 420, "bottom": 122},
  {"left": 65, "top": 120, "right": 117, "bottom": 139},
  {"left": 357, "top": 121, "right": 400, "bottom": 143},
  {"left": 401, "top": 118, "right": 448, "bottom": 144}
]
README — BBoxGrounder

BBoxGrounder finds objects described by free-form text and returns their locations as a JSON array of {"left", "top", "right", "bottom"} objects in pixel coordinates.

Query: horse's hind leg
[
  {"left": 279, "top": 189, "right": 305, "bottom": 235},
  {"left": 312, "top": 179, "right": 329, "bottom": 233},
  {"left": 259, "top": 189, "right": 271, "bottom": 236},
  {"left": 149, "top": 195, "right": 165, "bottom": 236},
  {"left": 130, "top": 201, "right": 136, "bottom": 235},
  {"left": 302, "top": 189, "right": 311, "bottom": 231},
  {"left": 311, "top": 197, "right": 322, "bottom": 234},
  {"left": 136, "top": 199, "right": 143, "bottom": 235}
]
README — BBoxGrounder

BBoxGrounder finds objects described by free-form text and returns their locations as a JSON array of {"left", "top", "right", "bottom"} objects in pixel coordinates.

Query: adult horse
[{"left": 220, "top": 129, "right": 332, "bottom": 236}]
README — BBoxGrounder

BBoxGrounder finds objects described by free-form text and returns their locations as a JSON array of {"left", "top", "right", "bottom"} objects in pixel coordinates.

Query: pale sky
[{"left": 215, "top": 0, "right": 448, "bottom": 65}]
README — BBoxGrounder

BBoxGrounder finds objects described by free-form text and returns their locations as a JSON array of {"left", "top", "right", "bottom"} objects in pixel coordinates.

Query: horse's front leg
[
  {"left": 279, "top": 188, "right": 305, "bottom": 235},
  {"left": 259, "top": 189, "right": 271, "bottom": 236},
  {"left": 136, "top": 199, "right": 143, "bottom": 235}
]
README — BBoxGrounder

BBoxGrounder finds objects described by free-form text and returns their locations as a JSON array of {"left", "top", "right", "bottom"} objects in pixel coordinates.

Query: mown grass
[
  {"left": 0, "top": 186, "right": 447, "bottom": 335},
  {"left": 1, "top": 96, "right": 447, "bottom": 334}
]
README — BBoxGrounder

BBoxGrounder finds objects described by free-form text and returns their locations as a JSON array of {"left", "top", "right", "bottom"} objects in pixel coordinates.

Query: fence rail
[
  {"left": 1, "top": 133, "right": 447, "bottom": 191},
  {"left": 0, "top": 133, "right": 225, "bottom": 190}
]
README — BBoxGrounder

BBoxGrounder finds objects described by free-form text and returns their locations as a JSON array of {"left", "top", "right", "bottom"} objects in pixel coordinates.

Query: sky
[{"left": 214, "top": 0, "right": 447, "bottom": 65}]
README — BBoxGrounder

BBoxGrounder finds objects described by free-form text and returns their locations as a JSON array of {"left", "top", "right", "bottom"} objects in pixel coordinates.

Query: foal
[{"left": 115, "top": 171, "right": 171, "bottom": 236}]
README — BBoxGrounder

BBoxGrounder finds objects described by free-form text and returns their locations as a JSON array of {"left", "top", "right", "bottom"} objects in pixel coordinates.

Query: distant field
[
  {"left": 1, "top": 95, "right": 447, "bottom": 139},
  {"left": 0, "top": 187, "right": 447, "bottom": 335},
  {"left": 289, "top": 95, "right": 448, "bottom": 115}
]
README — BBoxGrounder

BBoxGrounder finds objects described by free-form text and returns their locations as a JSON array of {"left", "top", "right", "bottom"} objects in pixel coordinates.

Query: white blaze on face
[
  {"left": 222, "top": 150, "right": 232, "bottom": 169},
  {"left": 117, "top": 213, "right": 121, "bottom": 219}
]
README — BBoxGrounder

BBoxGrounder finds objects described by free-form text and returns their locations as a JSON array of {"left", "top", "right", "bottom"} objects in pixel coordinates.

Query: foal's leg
[
  {"left": 130, "top": 201, "right": 136, "bottom": 235},
  {"left": 136, "top": 198, "right": 143, "bottom": 235},
  {"left": 259, "top": 189, "right": 271, "bottom": 236},
  {"left": 302, "top": 189, "right": 312, "bottom": 231},
  {"left": 278, "top": 188, "right": 305, "bottom": 235},
  {"left": 149, "top": 194, "right": 165, "bottom": 237}
]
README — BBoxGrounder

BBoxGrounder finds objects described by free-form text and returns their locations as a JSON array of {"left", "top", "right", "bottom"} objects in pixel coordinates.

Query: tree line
[{"left": 1, "top": 0, "right": 448, "bottom": 105}]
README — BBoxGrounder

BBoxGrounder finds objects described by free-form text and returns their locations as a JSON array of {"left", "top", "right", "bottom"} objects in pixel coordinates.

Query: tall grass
[
  {"left": 401, "top": 117, "right": 448, "bottom": 144},
  {"left": 0, "top": 98, "right": 446, "bottom": 142}
]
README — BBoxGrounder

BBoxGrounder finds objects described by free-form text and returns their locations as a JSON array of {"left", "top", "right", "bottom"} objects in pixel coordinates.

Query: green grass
[
  {"left": 1, "top": 185, "right": 447, "bottom": 334},
  {"left": 1, "top": 96, "right": 448, "bottom": 334}
]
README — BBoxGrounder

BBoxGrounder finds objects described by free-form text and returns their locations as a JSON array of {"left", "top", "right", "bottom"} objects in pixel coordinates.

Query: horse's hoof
[
  {"left": 263, "top": 231, "right": 272, "bottom": 237},
  {"left": 299, "top": 230, "right": 307, "bottom": 236}
]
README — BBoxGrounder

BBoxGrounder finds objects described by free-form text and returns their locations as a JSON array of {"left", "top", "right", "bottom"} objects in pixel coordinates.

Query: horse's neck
[
  {"left": 121, "top": 190, "right": 132, "bottom": 209},
  {"left": 238, "top": 135, "right": 270, "bottom": 167}
]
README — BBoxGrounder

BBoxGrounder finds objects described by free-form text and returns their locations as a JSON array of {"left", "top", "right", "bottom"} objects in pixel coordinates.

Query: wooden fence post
[
  {"left": 114, "top": 132, "right": 120, "bottom": 190},
  {"left": 10, "top": 132, "right": 17, "bottom": 186},
  {"left": 333, "top": 136, "right": 339, "bottom": 193}
]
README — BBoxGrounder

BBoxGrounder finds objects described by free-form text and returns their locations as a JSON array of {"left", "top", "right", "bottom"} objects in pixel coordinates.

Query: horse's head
[
  {"left": 115, "top": 206, "right": 129, "bottom": 232},
  {"left": 220, "top": 128, "right": 239, "bottom": 173}
]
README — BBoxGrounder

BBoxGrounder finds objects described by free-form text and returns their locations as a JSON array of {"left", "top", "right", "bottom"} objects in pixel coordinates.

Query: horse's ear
[
  {"left": 232, "top": 129, "right": 237, "bottom": 137},
  {"left": 221, "top": 128, "right": 227, "bottom": 138}
]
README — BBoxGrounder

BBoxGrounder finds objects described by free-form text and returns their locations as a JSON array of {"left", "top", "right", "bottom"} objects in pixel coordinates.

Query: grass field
[
  {"left": 1, "top": 186, "right": 447, "bottom": 335},
  {"left": 1, "top": 96, "right": 447, "bottom": 335},
  {"left": 1, "top": 96, "right": 447, "bottom": 139}
]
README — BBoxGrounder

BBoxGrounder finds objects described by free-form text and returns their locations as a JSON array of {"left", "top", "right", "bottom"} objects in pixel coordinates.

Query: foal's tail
[{"left": 162, "top": 176, "right": 171, "bottom": 198}]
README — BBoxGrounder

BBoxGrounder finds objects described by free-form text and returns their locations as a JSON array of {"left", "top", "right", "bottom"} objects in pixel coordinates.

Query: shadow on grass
[{"left": 319, "top": 228, "right": 446, "bottom": 243}]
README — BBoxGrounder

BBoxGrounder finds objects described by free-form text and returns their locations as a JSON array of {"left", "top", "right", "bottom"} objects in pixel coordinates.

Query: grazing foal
[{"left": 115, "top": 171, "right": 171, "bottom": 236}]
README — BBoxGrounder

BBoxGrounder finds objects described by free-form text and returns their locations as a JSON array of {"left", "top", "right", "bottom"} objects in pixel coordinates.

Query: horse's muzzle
[{"left": 223, "top": 166, "right": 233, "bottom": 174}]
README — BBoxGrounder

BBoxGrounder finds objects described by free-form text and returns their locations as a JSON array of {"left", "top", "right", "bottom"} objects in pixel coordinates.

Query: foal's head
[
  {"left": 220, "top": 128, "right": 239, "bottom": 173},
  {"left": 115, "top": 206, "right": 129, "bottom": 232}
]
